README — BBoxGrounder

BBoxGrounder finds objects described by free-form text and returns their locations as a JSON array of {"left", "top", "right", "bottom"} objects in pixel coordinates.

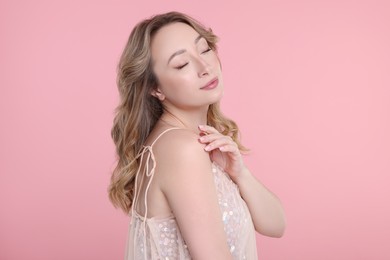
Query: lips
[{"left": 201, "top": 77, "right": 219, "bottom": 90}]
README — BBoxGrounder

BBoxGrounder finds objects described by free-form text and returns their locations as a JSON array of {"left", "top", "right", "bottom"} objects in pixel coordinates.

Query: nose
[{"left": 196, "top": 56, "right": 211, "bottom": 77}]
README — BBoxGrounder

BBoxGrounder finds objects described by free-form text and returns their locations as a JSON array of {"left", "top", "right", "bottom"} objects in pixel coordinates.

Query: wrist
[{"left": 232, "top": 166, "right": 252, "bottom": 185}]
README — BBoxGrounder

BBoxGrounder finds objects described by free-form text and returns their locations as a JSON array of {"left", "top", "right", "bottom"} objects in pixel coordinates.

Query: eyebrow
[{"left": 167, "top": 34, "right": 204, "bottom": 65}]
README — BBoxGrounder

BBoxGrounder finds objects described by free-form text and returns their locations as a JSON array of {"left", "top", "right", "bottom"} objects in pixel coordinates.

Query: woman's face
[{"left": 150, "top": 22, "right": 223, "bottom": 110}]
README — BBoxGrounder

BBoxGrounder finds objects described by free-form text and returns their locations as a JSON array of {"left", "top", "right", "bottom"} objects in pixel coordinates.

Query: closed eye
[
  {"left": 202, "top": 47, "right": 212, "bottom": 54},
  {"left": 175, "top": 63, "right": 188, "bottom": 70},
  {"left": 174, "top": 47, "right": 211, "bottom": 70}
]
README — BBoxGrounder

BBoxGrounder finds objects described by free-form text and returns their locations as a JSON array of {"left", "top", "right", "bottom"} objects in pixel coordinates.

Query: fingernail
[{"left": 205, "top": 145, "right": 211, "bottom": 151}]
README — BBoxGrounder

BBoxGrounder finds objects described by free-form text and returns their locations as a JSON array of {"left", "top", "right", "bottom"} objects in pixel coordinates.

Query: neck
[{"left": 160, "top": 106, "right": 209, "bottom": 133}]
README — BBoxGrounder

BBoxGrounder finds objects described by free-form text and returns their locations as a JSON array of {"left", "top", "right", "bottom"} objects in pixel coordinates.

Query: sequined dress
[{"left": 125, "top": 128, "right": 258, "bottom": 259}]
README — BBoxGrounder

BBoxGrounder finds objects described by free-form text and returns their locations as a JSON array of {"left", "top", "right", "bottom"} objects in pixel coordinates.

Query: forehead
[{"left": 151, "top": 22, "right": 201, "bottom": 63}]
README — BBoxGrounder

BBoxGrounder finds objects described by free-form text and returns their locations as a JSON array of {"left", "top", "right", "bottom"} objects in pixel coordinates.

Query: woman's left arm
[
  {"left": 232, "top": 166, "right": 286, "bottom": 237},
  {"left": 198, "top": 125, "right": 286, "bottom": 238}
]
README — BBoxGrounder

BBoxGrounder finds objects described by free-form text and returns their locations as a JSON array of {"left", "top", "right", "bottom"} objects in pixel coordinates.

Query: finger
[
  {"left": 219, "top": 144, "right": 241, "bottom": 157},
  {"left": 204, "top": 137, "right": 237, "bottom": 152},
  {"left": 198, "top": 124, "right": 220, "bottom": 135},
  {"left": 198, "top": 133, "right": 226, "bottom": 144}
]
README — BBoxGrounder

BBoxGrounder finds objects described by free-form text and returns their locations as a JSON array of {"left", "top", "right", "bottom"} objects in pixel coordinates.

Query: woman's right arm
[{"left": 155, "top": 130, "right": 233, "bottom": 260}]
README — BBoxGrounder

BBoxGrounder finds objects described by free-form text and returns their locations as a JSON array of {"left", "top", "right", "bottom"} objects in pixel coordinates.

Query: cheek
[{"left": 159, "top": 73, "right": 193, "bottom": 94}]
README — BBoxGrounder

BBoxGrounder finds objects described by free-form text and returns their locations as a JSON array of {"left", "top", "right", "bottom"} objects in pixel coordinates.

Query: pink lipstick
[{"left": 201, "top": 77, "right": 219, "bottom": 90}]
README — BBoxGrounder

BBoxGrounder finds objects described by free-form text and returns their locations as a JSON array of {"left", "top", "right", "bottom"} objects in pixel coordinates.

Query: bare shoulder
[
  {"left": 151, "top": 128, "right": 212, "bottom": 186},
  {"left": 151, "top": 128, "right": 209, "bottom": 163},
  {"left": 150, "top": 128, "right": 233, "bottom": 257}
]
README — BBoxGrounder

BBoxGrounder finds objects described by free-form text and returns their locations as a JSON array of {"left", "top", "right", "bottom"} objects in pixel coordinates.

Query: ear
[{"left": 151, "top": 88, "right": 166, "bottom": 101}]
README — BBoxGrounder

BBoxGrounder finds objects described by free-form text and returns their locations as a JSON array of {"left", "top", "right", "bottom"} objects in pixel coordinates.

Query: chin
[{"left": 212, "top": 88, "right": 224, "bottom": 102}]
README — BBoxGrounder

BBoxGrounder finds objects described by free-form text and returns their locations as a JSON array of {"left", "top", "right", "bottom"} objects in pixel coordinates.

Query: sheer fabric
[{"left": 125, "top": 128, "right": 258, "bottom": 259}]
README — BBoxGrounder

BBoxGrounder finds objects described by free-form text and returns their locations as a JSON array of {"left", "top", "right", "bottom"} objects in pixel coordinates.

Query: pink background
[{"left": 1, "top": 0, "right": 389, "bottom": 259}]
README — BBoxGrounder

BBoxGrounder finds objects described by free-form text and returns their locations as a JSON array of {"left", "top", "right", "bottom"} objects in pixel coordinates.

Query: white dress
[{"left": 125, "top": 128, "right": 258, "bottom": 259}]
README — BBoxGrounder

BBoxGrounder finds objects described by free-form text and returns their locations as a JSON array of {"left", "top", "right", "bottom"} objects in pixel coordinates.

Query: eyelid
[
  {"left": 202, "top": 47, "right": 212, "bottom": 53},
  {"left": 200, "top": 40, "right": 212, "bottom": 51},
  {"left": 175, "top": 63, "right": 188, "bottom": 70},
  {"left": 173, "top": 45, "right": 211, "bottom": 70}
]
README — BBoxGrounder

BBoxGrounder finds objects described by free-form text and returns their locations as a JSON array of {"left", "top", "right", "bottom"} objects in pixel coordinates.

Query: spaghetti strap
[
  {"left": 131, "top": 127, "right": 182, "bottom": 259},
  {"left": 126, "top": 126, "right": 258, "bottom": 259},
  {"left": 150, "top": 127, "right": 182, "bottom": 147},
  {"left": 132, "top": 127, "right": 182, "bottom": 211}
]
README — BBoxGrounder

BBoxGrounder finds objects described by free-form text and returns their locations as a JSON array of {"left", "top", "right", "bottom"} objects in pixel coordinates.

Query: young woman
[{"left": 108, "top": 11, "right": 286, "bottom": 260}]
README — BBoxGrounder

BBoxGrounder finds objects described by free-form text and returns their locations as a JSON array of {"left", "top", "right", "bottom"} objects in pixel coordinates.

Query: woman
[{"left": 108, "top": 11, "right": 286, "bottom": 260}]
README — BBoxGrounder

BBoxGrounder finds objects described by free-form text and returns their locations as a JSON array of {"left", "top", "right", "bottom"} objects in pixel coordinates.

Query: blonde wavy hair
[{"left": 108, "top": 11, "right": 247, "bottom": 214}]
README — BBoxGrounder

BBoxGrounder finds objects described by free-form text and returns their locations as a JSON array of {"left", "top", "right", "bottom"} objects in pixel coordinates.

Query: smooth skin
[
  {"left": 198, "top": 124, "right": 286, "bottom": 237},
  {"left": 135, "top": 22, "right": 286, "bottom": 259}
]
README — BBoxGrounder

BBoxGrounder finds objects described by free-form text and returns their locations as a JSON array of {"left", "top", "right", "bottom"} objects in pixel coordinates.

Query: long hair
[{"left": 108, "top": 11, "right": 246, "bottom": 214}]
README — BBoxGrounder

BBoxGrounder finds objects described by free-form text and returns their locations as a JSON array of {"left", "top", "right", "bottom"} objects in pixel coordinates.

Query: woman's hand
[
  {"left": 198, "top": 125, "right": 286, "bottom": 237},
  {"left": 198, "top": 125, "right": 246, "bottom": 181}
]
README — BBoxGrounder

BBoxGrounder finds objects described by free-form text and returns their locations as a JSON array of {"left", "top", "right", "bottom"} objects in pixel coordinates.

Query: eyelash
[
  {"left": 176, "top": 63, "right": 188, "bottom": 70},
  {"left": 175, "top": 48, "right": 212, "bottom": 70},
  {"left": 202, "top": 47, "right": 212, "bottom": 54}
]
